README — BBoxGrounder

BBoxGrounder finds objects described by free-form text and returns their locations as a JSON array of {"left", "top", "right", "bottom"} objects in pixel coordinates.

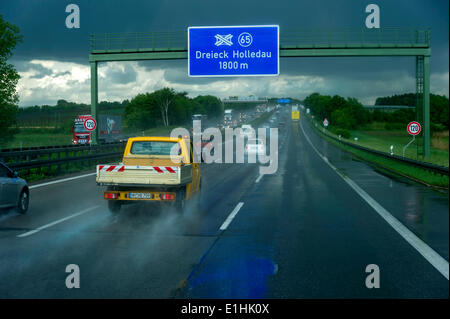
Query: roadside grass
[
  {"left": 24, "top": 162, "right": 96, "bottom": 183},
  {"left": 307, "top": 118, "right": 449, "bottom": 188},
  {"left": 333, "top": 123, "right": 449, "bottom": 167},
  {"left": 4, "top": 131, "right": 72, "bottom": 149},
  {"left": 3, "top": 125, "right": 177, "bottom": 150},
  {"left": 432, "top": 131, "right": 449, "bottom": 151},
  {"left": 19, "top": 155, "right": 122, "bottom": 183}
]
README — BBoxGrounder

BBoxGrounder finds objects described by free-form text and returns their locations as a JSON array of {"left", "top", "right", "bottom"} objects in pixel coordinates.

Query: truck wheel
[
  {"left": 108, "top": 200, "right": 122, "bottom": 213},
  {"left": 17, "top": 189, "right": 29, "bottom": 214}
]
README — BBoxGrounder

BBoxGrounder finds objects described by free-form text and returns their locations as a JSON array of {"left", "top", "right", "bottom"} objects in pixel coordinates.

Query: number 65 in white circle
[{"left": 238, "top": 32, "right": 253, "bottom": 47}]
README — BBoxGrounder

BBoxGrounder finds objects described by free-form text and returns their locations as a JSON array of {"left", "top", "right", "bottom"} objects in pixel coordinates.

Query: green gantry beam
[{"left": 88, "top": 29, "right": 431, "bottom": 158}]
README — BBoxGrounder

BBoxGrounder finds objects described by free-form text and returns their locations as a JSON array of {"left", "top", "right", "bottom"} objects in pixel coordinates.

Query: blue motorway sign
[
  {"left": 277, "top": 98, "right": 291, "bottom": 103},
  {"left": 188, "top": 25, "right": 279, "bottom": 77}
]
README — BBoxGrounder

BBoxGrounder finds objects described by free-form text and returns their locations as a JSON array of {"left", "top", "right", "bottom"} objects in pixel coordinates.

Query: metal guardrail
[
  {"left": 0, "top": 141, "right": 124, "bottom": 153},
  {"left": 90, "top": 31, "right": 186, "bottom": 51},
  {"left": 7, "top": 152, "right": 123, "bottom": 171},
  {"left": 89, "top": 28, "right": 430, "bottom": 52},
  {"left": 308, "top": 117, "right": 448, "bottom": 176},
  {"left": 0, "top": 142, "right": 126, "bottom": 174},
  {"left": 280, "top": 28, "right": 430, "bottom": 48}
]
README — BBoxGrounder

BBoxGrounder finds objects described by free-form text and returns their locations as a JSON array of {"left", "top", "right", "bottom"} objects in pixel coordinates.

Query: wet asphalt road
[{"left": 0, "top": 111, "right": 448, "bottom": 298}]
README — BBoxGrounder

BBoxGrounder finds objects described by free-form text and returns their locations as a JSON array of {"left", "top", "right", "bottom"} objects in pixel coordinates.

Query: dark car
[{"left": 0, "top": 162, "right": 29, "bottom": 214}]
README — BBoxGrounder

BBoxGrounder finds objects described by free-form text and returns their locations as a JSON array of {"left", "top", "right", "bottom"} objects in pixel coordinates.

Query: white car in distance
[
  {"left": 245, "top": 138, "right": 266, "bottom": 156},
  {"left": 240, "top": 124, "right": 255, "bottom": 138}
]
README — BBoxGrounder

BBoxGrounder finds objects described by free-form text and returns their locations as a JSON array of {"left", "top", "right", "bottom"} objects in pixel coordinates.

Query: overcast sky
[{"left": 1, "top": 0, "right": 448, "bottom": 107}]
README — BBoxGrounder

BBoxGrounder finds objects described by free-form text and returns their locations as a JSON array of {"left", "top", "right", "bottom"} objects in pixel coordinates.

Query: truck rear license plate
[{"left": 129, "top": 193, "right": 152, "bottom": 199}]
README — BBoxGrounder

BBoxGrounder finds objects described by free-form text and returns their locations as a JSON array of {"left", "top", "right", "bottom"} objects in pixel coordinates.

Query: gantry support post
[
  {"left": 423, "top": 55, "right": 431, "bottom": 158},
  {"left": 90, "top": 61, "right": 98, "bottom": 145}
]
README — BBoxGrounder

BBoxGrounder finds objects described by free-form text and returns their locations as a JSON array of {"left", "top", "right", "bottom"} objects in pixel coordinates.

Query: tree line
[
  {"left": 19, "top": 99, "right": 130, "bottom": 115},
  {"left": 0, "top": 14, "right": 22, "bottom": 146},
  {"left": 303, "top": 93, "right": 370, "bottom": 134},
  {"left": 375, "top": 93, "right": 449, "bottom": 128},
  {"left": 303, "top": 92, "right": 449, "bottom": 138},
  {"left": 124, "top": 88, "right": 222, "bottom": 130}
]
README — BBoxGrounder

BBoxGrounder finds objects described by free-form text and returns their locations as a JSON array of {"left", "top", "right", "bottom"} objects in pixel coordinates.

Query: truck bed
[{"left": 96, "top": 164, "right": 192, "bottom": 187}]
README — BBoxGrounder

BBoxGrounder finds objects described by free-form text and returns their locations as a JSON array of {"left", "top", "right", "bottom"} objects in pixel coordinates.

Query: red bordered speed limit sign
[
  {"left": 84, "top": 118, "right": 97, "bottom": 131},
  {"left": 407, "top": 121, "right": 421, "bottom": 135}
]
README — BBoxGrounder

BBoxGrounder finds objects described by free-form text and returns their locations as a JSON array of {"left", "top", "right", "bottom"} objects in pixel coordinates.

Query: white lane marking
[
  {"left": 300, "top": 122, "right": 449, "bottom": 280},
  {"left": 220, "top": 202, "right": 244, "bottom": 231},
  {"left": 255, "top": 174, "right": 264, "bottom": 183},
  {"left": 29, "top": 172, "right": 97, "bottom": 189},
  {"left": 17, "top": 205, "right": 100, "bottom": 238}
]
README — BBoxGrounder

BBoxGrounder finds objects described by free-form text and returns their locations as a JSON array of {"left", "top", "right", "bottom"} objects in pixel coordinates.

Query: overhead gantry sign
[{"left": 89, "top": 27, "right": 431, "bottom": 157}]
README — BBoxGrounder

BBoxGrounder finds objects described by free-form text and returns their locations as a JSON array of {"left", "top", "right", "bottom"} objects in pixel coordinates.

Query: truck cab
[
  {"left": 291, "top": 106, "right": 300, "bottom": 121},
  {"left": 97, "top": 136, "right": 201, "bottom": 214},
  {"left": 72, "top": 115, "right": 92, "bottom": 145}
]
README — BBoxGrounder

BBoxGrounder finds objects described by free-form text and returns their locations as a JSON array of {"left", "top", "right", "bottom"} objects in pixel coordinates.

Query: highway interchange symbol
[{"left": 214, "top": 34, "right": 233, "bottom": 46}]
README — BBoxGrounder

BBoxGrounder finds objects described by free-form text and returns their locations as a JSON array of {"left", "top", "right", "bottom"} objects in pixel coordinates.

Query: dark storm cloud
[
  {"left": 14, "top": 60, "right": 71, "bottom": 79},
  {"left": 280, "top": 57, "right": 415, "bottom": 78},
  {"left": 1, "top": 0, "right": 448, "bottom": 105},
  {"left": 1, "top": 0, "right": 447, "bottom": 68}
]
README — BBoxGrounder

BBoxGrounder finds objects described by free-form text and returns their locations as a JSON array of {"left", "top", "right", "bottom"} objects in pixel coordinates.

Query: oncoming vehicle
[
  {"left": 245, "top": 138, "right": 266, "bottom": 156},
  {"left": 224, "top": 109, "right": 233, "bottom": 126},
  {"left": 96, "top": 136, "right": 201, "bottom": 214},
  {"left": 240, "top": 124, "right": 255, "bottom": 137},
  {"left": 71, "top": 114, "right": 92, "bottom": 145},
  {"left": 192, "top": 114, "right": 207, "bottom": 122},
  {"left": 0, "top": 162, "right": 29, "bottom": 214}
]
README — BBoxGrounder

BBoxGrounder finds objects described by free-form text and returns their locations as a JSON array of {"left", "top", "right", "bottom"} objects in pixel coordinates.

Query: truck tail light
[
  {"left": 160, "top": 193, "right": 175, "bottom": 200},
  {"left": 104, "top": 192, "right": 119, "bottom": 199}
]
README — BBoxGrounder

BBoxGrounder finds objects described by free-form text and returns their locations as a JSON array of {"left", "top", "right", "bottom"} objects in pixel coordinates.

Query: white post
[{"left": 402, "top": 136, "right": 415, "bottom": 158}]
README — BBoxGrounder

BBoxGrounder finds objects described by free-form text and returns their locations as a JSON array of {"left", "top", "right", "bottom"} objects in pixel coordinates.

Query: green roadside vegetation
[
  {"left": 3, "top": 89, "right": 224, "bottom": 149},
  {"left": 344, "top": 123, "right": 448, "bottom": 167},
  {"left": 22, "top": 159, "right": 118, "bottom": 183},
  {"left": 9, "top": 103, "right": 273, "bottom": 183},
  {"left": 4, "top": 130, "right": 72, "bottom": 148},
  {"left": 306, "top": 115, "right": 449, "bottom": 189},
  {"left": 303, "top": 92, "right": 449, "bottom": 168},
  {"left": 0, "top": 15, "right": 22, "bottom": 146}
]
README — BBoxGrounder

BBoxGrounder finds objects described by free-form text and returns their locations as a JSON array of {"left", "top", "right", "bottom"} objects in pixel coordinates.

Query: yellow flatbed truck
[
  {"left": 291, "top": 105, "right": 300, "bottom": 121},
  {"left": 96, "top": 136, "right": 201, "bottom": 213}
]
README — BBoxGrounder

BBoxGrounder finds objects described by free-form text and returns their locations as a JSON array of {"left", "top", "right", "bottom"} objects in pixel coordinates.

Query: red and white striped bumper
[{"left": 97, "top": 165, "right": 177, "bottom": 173}]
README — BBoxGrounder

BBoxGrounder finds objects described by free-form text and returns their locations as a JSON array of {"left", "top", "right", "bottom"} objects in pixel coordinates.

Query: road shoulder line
[
  {"left": 17, "top": 205, "right": 100, "bottom": 238},
  {"left": 29, "top": 172, "right": 97, "bottom": 189},
  {"left": 300, "top": 121, "right": 449, "bottom": 280}
]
